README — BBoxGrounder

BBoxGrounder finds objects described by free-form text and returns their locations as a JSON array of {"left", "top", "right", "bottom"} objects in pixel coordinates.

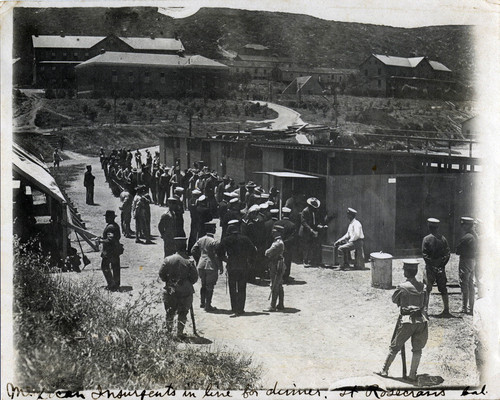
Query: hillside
[{"left": 13, "top": 7, "right": 474, "bottom": 85}]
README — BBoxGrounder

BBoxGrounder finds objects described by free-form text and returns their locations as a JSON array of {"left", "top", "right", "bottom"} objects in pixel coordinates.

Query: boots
[
  {"left": 165, "top": 318, "right": 173, "bottom": 334},
  {"left": 379, "top": 352, "right": 397, "bottom": 376},
  {"left": 177, "top": 318, "right": 186, "bottom": 339},
  {"left": 408, "top": 351, "right": 422, "bottom": 382},
  {"left": 441, "top": 293, "right": 452, "bottom": 316},
  {"left": 200, "top": 287, "right": 206, "bottom": 308},
  {"left": 205, "top": 289, "right": 217, "bottom": 312}
]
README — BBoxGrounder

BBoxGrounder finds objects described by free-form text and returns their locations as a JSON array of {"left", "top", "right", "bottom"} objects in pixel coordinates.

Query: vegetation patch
[{"left": 14, "top": 238, "right": 261, "bottom": 391}]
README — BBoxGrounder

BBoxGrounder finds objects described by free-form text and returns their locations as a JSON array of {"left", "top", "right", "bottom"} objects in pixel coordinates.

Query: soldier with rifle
[
  {"left": 159, "top": 237, "right": 198, "bottom": 339},
  {"left": 379, "top": 260, "right": 428, "bottom": 383}
]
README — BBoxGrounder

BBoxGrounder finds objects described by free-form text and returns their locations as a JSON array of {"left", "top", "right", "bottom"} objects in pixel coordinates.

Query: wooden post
[{"left": 469, "top": 139, "right": 473, "bottom": 158}]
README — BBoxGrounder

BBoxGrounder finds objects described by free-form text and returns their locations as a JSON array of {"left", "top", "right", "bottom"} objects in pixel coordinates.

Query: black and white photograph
[{"left": 2, "top": 1, "right": 499, "bottom": 398}]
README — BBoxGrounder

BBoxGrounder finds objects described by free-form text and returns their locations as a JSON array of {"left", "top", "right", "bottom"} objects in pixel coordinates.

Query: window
[
  {"left": 378, "top": 68, "right": 381, "bottom": 75},
  {"left": 339, "top": 76, "right": 342, "bottom": 82},
  {"left": 160, "top": 72, "right": 166, "bottom": 84},
  {"left": 74, "top": 52, "right": 78, "bottom": 59},
  {"left": 112, "top": 70, "right": 118, "bottom": 83},
  {"left": 85, "top": 52, "right": 89, "bottom": 58},
  {"left": 51, "top": 52, "right": 56, "bottom": 59},
  {"left": 378, "top": 79, "right": 381, "bottom": 88},
  {"left": 62, "top": 52, "right": 67, "bottom": 59},
  {"left": 144, "top": 71, "right": 150, "bottom": 83},
  {"left": 52, "top": 66, "right": 56, "bottom": 71},
  {"left": 128, "top": 72, "right": 135, "bottom": 83},
  {"left": 40, "top": 66, "right": 45, "bottom": 71}
]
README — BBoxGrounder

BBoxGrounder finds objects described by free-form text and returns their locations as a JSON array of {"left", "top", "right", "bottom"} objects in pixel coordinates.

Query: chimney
[
  {"left": 100, "top": 48, "right": 106, "bottom": 54},
  {"left": 60, "top": 30, "right": 65, "bottom": 37},
  {"left": 150, "top": 33, "right": 155, "bottom": 39}
]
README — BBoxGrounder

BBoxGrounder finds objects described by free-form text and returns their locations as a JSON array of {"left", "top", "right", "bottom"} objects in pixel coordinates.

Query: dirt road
[{"left": 60, "top": 152, "right": 477, "bottom": 389}]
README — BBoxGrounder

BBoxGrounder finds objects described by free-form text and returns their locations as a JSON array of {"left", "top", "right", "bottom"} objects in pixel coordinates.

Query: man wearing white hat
[
  {"left": 334, "top": 208, "right": 365, "bottom": 269},
  {"left": 379, "top": 260, "right": 428, "bottom": 382},
  {"left": 456, "top": 217, "right": 477, "bottom": 314},
  {"left": 422, "top": 218, "right": 451, "bottom": 317},
  {"left": 299, "top": 197, "right": 322, "bottom": 267}
]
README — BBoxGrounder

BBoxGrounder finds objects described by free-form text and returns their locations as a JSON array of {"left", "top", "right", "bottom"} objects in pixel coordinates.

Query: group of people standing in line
[{"left": 94, "top": 148, "right": 481, "bottom": 374}]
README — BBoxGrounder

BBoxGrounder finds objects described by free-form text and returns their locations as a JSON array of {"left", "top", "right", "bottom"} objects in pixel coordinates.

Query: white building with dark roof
[{"left": 359, "top": 54, "right": 454, "bottom": 98}]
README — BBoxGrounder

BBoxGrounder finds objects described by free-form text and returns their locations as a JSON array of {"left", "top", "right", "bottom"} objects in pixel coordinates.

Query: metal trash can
[{"left": 370, "top": 252, "right": 393, "bottom": 289}]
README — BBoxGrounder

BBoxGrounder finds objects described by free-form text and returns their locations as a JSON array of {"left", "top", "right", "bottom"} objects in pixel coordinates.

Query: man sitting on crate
[{"left": 334, "top": 208, "right": 365, "bottom": 270}]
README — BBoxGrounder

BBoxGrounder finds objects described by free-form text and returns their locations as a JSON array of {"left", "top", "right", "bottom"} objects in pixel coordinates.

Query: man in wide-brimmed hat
[
  {"left": 299, "top": 197, "right": 322, "bottom": 267},
  {"left": 456, "top": 217, "right": 477, "bottom": 314}
]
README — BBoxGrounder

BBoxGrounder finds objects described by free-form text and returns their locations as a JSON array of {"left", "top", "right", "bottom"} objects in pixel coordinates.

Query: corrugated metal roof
[
  {"left": 119, "top": 37, "right": 185, "bottom": 52},
  {"left": 32, "top": 35, "right": 106, "bottom": 49},
  {"left": 76, "top": 51, "right": 229, "bottom": 69}
]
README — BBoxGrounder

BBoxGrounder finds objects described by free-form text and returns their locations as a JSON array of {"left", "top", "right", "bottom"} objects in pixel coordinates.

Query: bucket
[{"left": 370, "top": 252, "right": 393, "bottom": 289}]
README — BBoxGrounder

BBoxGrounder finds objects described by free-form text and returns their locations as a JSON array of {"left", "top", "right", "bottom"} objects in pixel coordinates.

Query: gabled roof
[
  {"left": 32, "top": 35, "right": 106, "bottom": 49},
  {"left": 428, "top": 60, "right": 452, "bottom": 72},
  {"left": 296, "top": 76, "right": 312, "bottom": 91},
  {"left": 32, "top": 35, "right": 185, "bottom": 52},
  {"left": 76, "top": 51, "right": 228, "bottom": 69},
  {"left": 119, "top": 37, "right": 184, "bottom": 52},
  {"left": 370, "top": 54, "right": 452, "bottom": 72}
]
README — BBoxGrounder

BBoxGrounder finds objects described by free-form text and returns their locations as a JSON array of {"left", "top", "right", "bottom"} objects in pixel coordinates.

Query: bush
[
  {"left": 45, "top": 88, "right": 55, "bottom": 99},
  {"left": 14, "top": 237, "right": 261, "bottom": 391},
  {"left": 97, "top": 98, "right": 106, "bottom": 108}
]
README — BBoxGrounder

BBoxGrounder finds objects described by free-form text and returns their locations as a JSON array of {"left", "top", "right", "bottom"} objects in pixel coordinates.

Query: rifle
[
  {"left": 75, "top": 231, "right": 91, "bottom": 270},
  {"left": 190, "top": 304, "right": 197, "bottom": 336},
  {"left": 391, "top": 317, "right": 407, "bottom": 378}
]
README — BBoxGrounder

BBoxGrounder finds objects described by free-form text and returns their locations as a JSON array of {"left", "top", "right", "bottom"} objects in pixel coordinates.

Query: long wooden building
[{"left": 159, "top": 134, "right": 479, "bottom": 257}]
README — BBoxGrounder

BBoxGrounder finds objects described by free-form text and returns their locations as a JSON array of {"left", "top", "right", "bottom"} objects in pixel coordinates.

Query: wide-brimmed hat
[
  {"left": 104, "top": 210, "right": 117, "bottom": 218},
  {"left": 307, "top": 197, "right": 320, "bottom": 208}
]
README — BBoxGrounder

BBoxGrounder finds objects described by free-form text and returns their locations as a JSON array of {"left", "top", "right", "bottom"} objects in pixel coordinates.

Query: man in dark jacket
[
  {"left": 99, "top": 210, "right": 122, "bottom": 291},
  {"left": 422, "top": 218, "right": 451, "bottom": 317},
  {"left": 158, "top": 197, "right": 180, "bottom": 258},
  {"left": 83, "top": 165, "right": 95, "bottom": 205},
  {"left": 159, "top": 237, "right": 198, "bottom": 338},
  {"left": 299, "top": 197, "right": 321, "bottom": 267},
  {"left": 217, "top": 222, "right": 256, "bottom": 317},
  {"left": 274, "top": 207, "right": 297, "bottom": 282},
  {"left": 456, "top": 217, "right": 477, "bottom": 314}
]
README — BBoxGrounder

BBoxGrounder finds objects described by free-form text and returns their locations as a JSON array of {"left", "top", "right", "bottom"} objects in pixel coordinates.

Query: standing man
[
  {"left": 159, "top": 237, "right": 198, "bottom": 339},
  {"left": 456, "top": 217, "right": 477, "bottom": 314},
  {"left": 158, "top": 197, "right": 179, "bottom": 258},
  {"left": 334, "top": 208, "right": 365, "bottom": 270},
  {"left": 265, "top": 225, "right": 285, "bottom": 312},
  {"left": 119, "top": 189, "right": 133, "bottom": 238},
  {"left": 99, "top": 210, "right": 122, "bottom": 291},
  {"left": 422, "top": 218, "right": 451, "bottom": 317},
  {"left": 53, "top": 148, "right": 62, "bottom": 169},
  {"left": 274, "top": 207, "right": 297, "bottom": 283},
  {"left": 83, "top": 165, "right": 95, "bottom": 205},
  {"left": 217, "top": 221, "right": 257, "bottom": 317},
  {"left": 191, "top": 222, "right": 223, "bottom": 312},
  {"left": 379, "top": 260, "right": 428, "bottom": 383},
  {"left": 299, "top": 197, "right": 322, "bottom": 267}
]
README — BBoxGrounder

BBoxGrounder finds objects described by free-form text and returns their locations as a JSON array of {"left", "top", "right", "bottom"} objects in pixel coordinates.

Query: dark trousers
[
  {"left": 86, "top": 186, "right": 94, "bottom": 205},
  {"left": 158, "top": 188, "right": 166, "bottom": 206},
  {"left": 228, "top": 271, "right": 247, "bottom": 314},
  {"left": 283, "top": 249, "right": 292, "bottom": 280},
  {"left": 101, "top": 256, "right": 120, "bottom": 289}
]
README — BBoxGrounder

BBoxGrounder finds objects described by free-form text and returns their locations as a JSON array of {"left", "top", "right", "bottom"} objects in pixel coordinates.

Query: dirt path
[
  {"left": 246, "top": 101, "right": 305, "bottom": 130},
  {"left": 60, "top": 151, "right": 477, "bottom": 389}
]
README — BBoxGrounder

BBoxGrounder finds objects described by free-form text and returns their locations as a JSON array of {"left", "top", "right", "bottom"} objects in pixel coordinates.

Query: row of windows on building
[{"left": 37, "top": 50, "right": 90, "bottom": 60}]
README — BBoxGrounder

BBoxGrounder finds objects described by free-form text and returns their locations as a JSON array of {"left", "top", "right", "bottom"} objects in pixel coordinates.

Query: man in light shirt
[{"left": 334, "top": 208, "right": 365, "bottom": 269}]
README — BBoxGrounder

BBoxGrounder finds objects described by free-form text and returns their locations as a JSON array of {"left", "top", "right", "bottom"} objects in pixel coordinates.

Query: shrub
[
  {"left": 87, "top": 108, "right": 98, "bottom": 122},
  {"left": 126, "top": 101, "right": 133, "bottom": 112},
  {"left": 97, "top": 98, "right": 106, "bottom": 108}
]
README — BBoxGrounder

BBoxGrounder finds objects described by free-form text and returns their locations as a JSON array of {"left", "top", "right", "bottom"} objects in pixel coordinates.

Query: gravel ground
[{"left": 57, "top": 149, "right": 477, "bottom": 390}]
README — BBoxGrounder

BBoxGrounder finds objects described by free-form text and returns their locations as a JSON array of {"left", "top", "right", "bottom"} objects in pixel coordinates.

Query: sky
[{"left": 4, "top": 0, "right": 499, "bottom": 28}]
